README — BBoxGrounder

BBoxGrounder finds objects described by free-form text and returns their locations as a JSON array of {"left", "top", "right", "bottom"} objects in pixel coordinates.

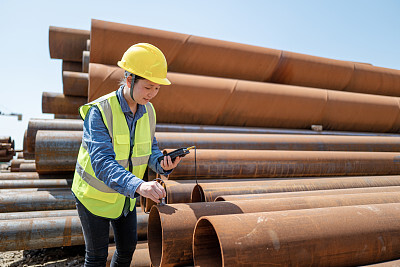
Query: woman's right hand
[{"left": 136, "top": 181, "right": 166, "bottom": 203}]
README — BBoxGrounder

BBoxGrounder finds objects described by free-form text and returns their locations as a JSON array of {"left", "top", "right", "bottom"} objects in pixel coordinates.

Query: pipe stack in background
[
  {"left": 0, "top": 136, "right": 15, "bottom": 162},
  {"left": 1, "top": 18, "right": 399, "bottom": 266}
]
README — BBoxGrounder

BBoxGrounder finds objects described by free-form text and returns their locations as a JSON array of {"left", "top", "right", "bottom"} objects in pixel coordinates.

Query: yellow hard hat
[{"left": 117, "top": 43, "right": 171, "bottom": 85}]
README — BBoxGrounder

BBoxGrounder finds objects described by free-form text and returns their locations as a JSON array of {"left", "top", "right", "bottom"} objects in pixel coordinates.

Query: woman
[{"left": 72, "top": 43, "right": 180, "bottom": 266}]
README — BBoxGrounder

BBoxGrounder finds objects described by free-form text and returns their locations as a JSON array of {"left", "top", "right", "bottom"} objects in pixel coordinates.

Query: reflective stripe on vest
[{"left": 72, "top": 91, "right": 156, "bottom": 218}]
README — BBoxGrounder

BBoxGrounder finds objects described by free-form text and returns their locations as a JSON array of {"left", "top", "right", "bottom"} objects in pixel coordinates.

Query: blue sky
[{"left": 0, "top": 0, "right": 399, "bottom": 150}]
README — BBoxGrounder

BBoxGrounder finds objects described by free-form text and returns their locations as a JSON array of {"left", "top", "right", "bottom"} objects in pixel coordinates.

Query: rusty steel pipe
[
  {"left": 90, "top": 19, "right": 400, "bottom": 97},
  {"left": 89, "top": 64, "right": 400, "bottom": 133},
  {"left": 215, "top": 185, "right": 400, "bottom": 201},
  {"left": 63, "top": 71, "right": 88, "bottom": 97},
  {"left": 0, "top": 190, "right": 75, "bottom": 212},
  {"left": 49, "top": 26, "right": 90, "bottom": 62},
  {"left": 192, "top": 176, "right": 400, "bottom": 202},
  {"left": 27, "top": 118, "right": 83, "bottom": 154},
  {"left": 0, "top": 179, "right": 72, "bottom": 189},
  {"left": 62, "top": 60, "right": 83, "bottom": 72},
  {"left": 0, "top": 188, "right": 73, "bottom": 194},
  {"left": 0, "top": 213, "right": 148, "bottom": 251},
  {"left": 149, "top": 191, "right": 400, "bottom": 267},
  {"left": 157, "top": 132, "right": 400, "bottom": 151},
  {"left": 82, "top": 51, "right": 90, "bottom": 73},
  {"left": 0, "top": 172, "right": 72, "bottom": 180},
  {"left": 32, "top": 131, "right": 400, "bottom": 174},
  {"left": 141, "top": 179, "right": 263, "bottom": 212},
  {"left": 42, "top": 92, "right": 87, "bottom": 115},
  {"left": 18, "top": 162, "right": 36, "bottom": 172},
  {"left": 193, "top": 203, "right": 400, "bottom": 266},
  {"left": 0, "top": 209, "right": 78, "bottom": 220},
  {"left": 35, "top": 130, "right": 82, "bottom": 174},
  {"left": 108, "top": 246, "right": 150, "bottom": 267},
  {"left": 167, "top": 149, "right": 400, "bottom": 179},
  {"left": 10, "top": 159, "right": 35, "bottom": 172}
]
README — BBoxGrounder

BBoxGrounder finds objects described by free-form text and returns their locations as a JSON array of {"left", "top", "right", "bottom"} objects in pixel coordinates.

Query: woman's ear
[{"left": 126, "top": 76, "right": 132, "bottom": 88}]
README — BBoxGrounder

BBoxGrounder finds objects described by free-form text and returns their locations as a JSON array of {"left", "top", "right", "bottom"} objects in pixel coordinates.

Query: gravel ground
[{"left": 0, "top": 246, "right": 85, "bottom": 267}]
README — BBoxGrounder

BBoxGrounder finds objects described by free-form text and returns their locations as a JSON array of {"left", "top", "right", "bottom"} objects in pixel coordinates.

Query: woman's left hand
[{"left": 160, "top": 156, "right": 181, "bottom": 171}]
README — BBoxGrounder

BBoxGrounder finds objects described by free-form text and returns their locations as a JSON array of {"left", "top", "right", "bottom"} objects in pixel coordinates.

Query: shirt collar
[{"left": 116, "top": 86, "right": 146, "bottom": 118}]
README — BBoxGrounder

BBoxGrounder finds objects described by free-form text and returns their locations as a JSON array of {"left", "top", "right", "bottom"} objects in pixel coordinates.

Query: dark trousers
[{"left": 75, "top": 197, "right": 138, "bottom": 267}]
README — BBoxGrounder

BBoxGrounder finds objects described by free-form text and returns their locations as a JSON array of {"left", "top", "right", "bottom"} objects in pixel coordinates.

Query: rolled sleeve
[{"left": 83, "top": 106, "right": 144, "bottom": 198}]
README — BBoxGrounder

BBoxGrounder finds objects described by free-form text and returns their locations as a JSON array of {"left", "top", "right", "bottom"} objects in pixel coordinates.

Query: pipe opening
[
  {"left": 191, "top": 185, "right": 205, "bottom": 202},
  {"left": 193, "top": 218, "right": 222, "bottom": 267},
  {"left": 214, "top": 196, "right": 226, "bottom": 202},
  {"left": 148, "top": 207, "right": 162, "bottom": 267}
]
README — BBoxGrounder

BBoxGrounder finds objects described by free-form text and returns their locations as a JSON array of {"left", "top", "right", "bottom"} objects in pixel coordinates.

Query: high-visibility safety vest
[{"left": 72, "top": 91, "right": 156, "bottom": 219}]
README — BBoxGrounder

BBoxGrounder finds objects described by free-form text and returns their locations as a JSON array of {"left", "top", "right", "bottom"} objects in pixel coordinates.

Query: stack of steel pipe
[
  {"left": 0, "top": 136, "right": 15, "bottom": 162},
  {"left": 33, "top": 19, "right": 400, "bottom": 266},
  {"left": 90, "top": 19, "right": 400, "bottom": 98},
  {"left": 42, "top": 26, "right": 90, "bottom": 117}
]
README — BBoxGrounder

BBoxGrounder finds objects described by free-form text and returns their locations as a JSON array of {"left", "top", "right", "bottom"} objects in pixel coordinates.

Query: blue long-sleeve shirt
[{"left": 82, "top": 86, "right": 170, "bottom": 199}]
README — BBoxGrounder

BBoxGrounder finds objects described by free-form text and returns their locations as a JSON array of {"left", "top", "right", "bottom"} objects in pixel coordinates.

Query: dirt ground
[{"left": 0, "top": 246, "right": 85, "bottom": 267}]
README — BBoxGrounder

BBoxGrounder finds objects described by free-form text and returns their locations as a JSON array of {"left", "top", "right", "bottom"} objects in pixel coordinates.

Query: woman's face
[{"left": 131, "top": 78, "right": 161, "bottom": 105}]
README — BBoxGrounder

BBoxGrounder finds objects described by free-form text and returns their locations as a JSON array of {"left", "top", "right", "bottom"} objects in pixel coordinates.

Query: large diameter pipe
[
  {"left": 167, "top": 149, "right": 400, "bottom": 179},
  {"left": 215, "top": 185, "right": 400, "bottom": 201},
  {"left": 89, "top": 64, "right": 400, "bottom": 133},
  {"left": 27, "top": 118, "right": 83, "bottom": 154},
  {"left": 193, "top": 203, "right": 400, "bottom": 266},
  {"left": 42, "top": 92, "right": 87, "bottom": 115},
  {"left": 35, "top": 131, "right": 81, "bottom": 174},
  {"left": 49, "top": 26, "right": 90, "bottom": 62},
  {"left": 0, "top": 213, "right": 148, "bottom": 251},
  {"left": 63, "top": 71, "right": 88, "bottom": 97},
  {"left": 90, "top": 19, "right": 400, "bottom": 97},
  {"left": 0, "top": 190, "right": 75, "bottom": 212},
  {"left": 157, "top": 132, "right": 400, "bottom": 151},
  {"left": 0, "top": 179, "right": 72, "bottom": 189},
  {"left": 192, "top": 175, "right": 400, "bottom": 202},
  {"left": 32, "top": 131, "right": 400, "bottom": 175},
  {"left": 149, "top": 191, "right": 400, "bottom": 267}
]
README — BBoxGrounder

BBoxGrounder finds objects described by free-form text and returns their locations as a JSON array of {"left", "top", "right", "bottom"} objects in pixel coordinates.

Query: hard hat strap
[{"left": 125, "top": 71, "right": 136, "bottom": 102}]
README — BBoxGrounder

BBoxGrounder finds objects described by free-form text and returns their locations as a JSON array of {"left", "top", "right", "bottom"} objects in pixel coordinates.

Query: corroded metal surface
[
  {"left": 215, "top": 186, "right": 400, "bottom": 201},
  {"left": 149, "top": 192, "right": 400, "bottom": 267},
  {"left": 26, "top": 119, "right": 83, "bottom": 154},
  {"left": 18, "top": 162, "right": 36, "bottom": 172},
  {"left": 10, "top": 159, "right": 35, "bottom": 172},
  {"left": 0, "top": 213, "right": 148, "bottom": 251},
  {"left": 0, "top": 190, "right": 75, "bottom": 212},
  {"left": 192, "top": 176, "right": 400, "bottom": 202},
  {"left": 168, "top": 149, "right": 400, "bottom": 179},
  {"left": 35, "top": 130, "right": 82, "bottom": 174},
  {"left": 157, "top": 132, "right": 400, "bottom": 151},
  {"left": 0, "top": 209, "right": 78, "bottom": 220},
  {"left": 89, "top": 64, "right": 400, "bottom": 133},
  {"left": 193, "top": 203, "right": 400, "bottom": 266},
  {"left": 108, "top": 245, "right": 150, "bottom": 267},
  {"left": 42, "top": 92, "right": 87, "bottom": 115},
  {"left": 63, "top": 71, "right": 88, "bottom": 97},
  {"left": 49, "top": 26, "right": 90, "bottom": 62},
  {"left": 0, "top": 172, "right": 72, "bottom": 180},
  {"left": 0, "top": 179, "right": 72, "bottom": 189},
  {"left": 90, "top": 19, "right": 400, "bottom": 97},
  {"left": 156, "top": 123, "right": 400, "bottom": 137}
]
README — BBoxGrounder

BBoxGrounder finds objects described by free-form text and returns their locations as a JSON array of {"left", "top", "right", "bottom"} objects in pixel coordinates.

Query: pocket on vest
[
  {"left": 133, "top": 141, "right": 152, "bottom": 157},
  {"left": 83, "top": 185, "right": 119, "bottom": 204}
]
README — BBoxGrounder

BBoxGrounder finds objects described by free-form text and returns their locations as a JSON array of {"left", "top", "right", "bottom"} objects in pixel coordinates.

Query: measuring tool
[{"left": 157, "top": 146, "right": 195, "bottom": 163}]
